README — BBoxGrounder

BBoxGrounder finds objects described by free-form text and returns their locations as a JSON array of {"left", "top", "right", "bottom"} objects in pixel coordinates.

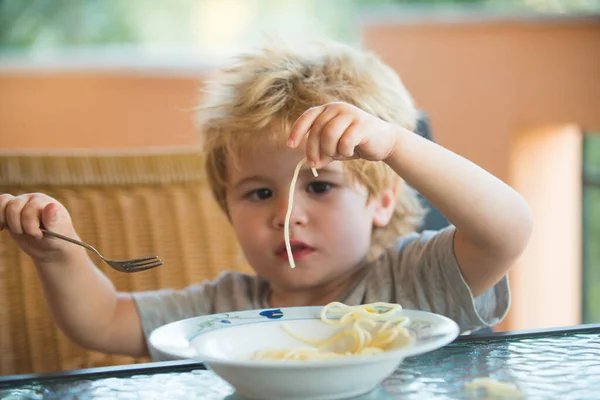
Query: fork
[{"left": 41, "top": 228, "right": 163, "bottom": 273}]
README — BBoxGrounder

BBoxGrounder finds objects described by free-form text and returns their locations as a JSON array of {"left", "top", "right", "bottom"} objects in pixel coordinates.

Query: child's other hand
[
  {"left": 0, "top": 193, "right": 79, "bottom": 264},
  {"left": 287, "top": 102, "right": 400, "bottom": 168}
]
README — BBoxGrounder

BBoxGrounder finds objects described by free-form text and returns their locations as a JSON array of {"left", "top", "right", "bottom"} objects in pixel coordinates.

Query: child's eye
[
  {"left": 246, "top": 188, "right": 272, "bottom": 201},
  {"left": 307, "top": 182, "right": 333, "bottom": 194}
]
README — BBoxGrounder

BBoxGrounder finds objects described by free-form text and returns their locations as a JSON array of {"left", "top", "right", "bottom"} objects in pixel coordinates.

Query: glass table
[{"left": 1, "top": 324, "right": 599, "bottom": 399}]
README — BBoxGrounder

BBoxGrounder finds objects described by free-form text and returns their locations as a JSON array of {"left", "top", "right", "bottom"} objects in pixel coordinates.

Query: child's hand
[
  {"left": 0, "top": 193, "right": 79, "bottom": 263},
  {"left": 287, "top": 102, "right": 400, "bottom": 168}
]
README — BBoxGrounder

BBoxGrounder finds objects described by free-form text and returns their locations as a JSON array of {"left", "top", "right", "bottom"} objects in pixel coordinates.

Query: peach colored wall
[
  {"left": 361, "top": 17, "right": 600, "bottom": 179},
  {"left": 0, "top": 73, "right": 204, "bottom": 149},
  {"left": 362, "top": 17, "right": 600, "bottom": 330}
]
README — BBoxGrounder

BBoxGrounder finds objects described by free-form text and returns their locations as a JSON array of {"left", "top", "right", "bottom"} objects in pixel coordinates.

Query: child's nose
[{"left": 272, "top": 197, "right": 308, "bottom": 229}]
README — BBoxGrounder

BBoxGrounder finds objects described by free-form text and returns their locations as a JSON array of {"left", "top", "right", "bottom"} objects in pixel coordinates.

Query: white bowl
[{"left": 149, "top": 306, "right": 459, "bottom": 400}]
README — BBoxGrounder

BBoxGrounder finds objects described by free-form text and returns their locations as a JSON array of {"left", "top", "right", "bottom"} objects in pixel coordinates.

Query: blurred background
[{"left": 1, "top": 0, "right": 600, "bottom": 374}]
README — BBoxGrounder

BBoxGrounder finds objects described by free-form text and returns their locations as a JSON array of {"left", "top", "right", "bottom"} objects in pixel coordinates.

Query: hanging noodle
[
  {"left": 284, "top": 158, "right": 318, "bottom": 269},
  {"left": 250, "top": 302, "right": 412, "bottom": 361}
]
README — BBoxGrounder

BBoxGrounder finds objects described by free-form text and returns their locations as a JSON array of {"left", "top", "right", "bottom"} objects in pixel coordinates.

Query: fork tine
[
  {"left": 124, "top": 258, "right": 163, "bottom": 269},
  {"left": 118, "top": 256, "right": 158, "bottom": 263},
  {"left": 124, "top": 261, "right": 163, "bottom": 272},
  {"left": 123, "top": 256, "right": 160, "bottom": 265}
]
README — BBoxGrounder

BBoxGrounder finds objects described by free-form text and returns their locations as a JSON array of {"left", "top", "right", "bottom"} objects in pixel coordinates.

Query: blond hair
[{"left": 197, "top": 41, "right": 426, "bottom": 258}]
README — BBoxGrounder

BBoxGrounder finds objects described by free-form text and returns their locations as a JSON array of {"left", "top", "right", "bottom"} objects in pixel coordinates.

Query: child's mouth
[{"left": 275, "top": 241, "right": 315, "bottom": 261}]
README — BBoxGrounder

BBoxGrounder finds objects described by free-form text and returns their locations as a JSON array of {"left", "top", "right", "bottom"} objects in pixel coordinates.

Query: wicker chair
[{"left": 0, "top": 149, "right": 252, "bottom": 375}]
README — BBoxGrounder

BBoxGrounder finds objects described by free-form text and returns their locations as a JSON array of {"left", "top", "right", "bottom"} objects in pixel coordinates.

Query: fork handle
[{"left": 41, "top": 228, "right": 97, "bottom": 254}]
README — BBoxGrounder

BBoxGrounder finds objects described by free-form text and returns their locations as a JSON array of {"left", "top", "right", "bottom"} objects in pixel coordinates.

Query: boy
[{"left": 0, "top": 41, "right": 532, "bottom": 361}]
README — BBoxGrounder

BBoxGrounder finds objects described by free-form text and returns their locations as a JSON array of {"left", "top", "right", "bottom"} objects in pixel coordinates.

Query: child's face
[{"left": 225, "top": 142, "right": 388, "bottom": 294}]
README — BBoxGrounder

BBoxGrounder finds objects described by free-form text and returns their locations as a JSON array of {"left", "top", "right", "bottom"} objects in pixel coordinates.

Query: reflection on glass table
[{"left": 1, "top": 324, "right": 599, "bottom": 400}]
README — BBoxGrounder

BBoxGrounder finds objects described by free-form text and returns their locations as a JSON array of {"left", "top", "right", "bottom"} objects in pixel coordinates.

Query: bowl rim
[{"left": 149, "top": 305, "right": 460, "bottom": 369}]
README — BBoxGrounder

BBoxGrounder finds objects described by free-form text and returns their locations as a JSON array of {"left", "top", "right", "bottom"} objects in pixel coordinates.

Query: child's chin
[{"left": 275, "top": 273, "right": 325, "bottom": 289}]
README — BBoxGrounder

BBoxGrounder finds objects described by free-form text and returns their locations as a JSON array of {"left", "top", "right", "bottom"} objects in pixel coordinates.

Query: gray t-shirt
[{"left": 132, "top": 226, "right": 510, "bottom": 361}]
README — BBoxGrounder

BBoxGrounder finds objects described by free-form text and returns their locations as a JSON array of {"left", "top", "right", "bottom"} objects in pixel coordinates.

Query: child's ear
[{"left": 372, "top": 184, "right": 398, "bottom": 228}]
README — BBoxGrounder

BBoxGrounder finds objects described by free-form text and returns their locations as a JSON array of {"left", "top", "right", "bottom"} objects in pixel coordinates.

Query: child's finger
[
  {"left": 305, "top": 127, "right": 321, "bottom": 168},
  {"left": 4, "top": 194, "right": 33, "bottom": 235},
  {"left": 21, "top": 196, "right": 52, "bottom": 239},
  {"left": 337, "top": 122, "right": 364, "bottom": 158},
  {"left": 305, "top": 107, "right": 339, "bottom": 144},
  {"left": 320, "top": 115, "right": 353, "bottom": 160},
  {"left": 0, "top": 194, "right": 15, "bottom": 230},
  {"left": 41, "top": 203, "right": 69, "bottom": 234},
  {"left": 288, "top": 106, "right": 325, "bottom": 147},
  {"left": 305, "top": 108, "right": 341, "bottom": 167}
]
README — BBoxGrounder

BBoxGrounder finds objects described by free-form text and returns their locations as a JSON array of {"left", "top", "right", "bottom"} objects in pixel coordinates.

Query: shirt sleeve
[
  {"left": 131, "top": 279, "right": 217, "bottom": 361},
  {"left": 393, "top": 226, "right": 511, "bottom": 333},
  {"left": 131, "top": 271, "right": 263, "bottom": 361}
]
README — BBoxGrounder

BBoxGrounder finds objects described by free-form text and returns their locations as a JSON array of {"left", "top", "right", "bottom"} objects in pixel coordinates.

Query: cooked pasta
[
  {"left": 284, "top": 158, "right": 318, "bottom": 269},
  {"left": 250, "top": 302, "right": 412, "bottom": 361}
]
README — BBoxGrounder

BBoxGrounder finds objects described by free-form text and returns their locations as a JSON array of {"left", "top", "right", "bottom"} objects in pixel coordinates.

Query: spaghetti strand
[{"left": 284, "top": 158, "right": 318, "bottom": 268}]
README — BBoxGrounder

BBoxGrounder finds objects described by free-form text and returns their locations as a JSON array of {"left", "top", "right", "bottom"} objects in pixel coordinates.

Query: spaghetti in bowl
[{"left": 149, "top": 303, "right": 459, "bottom": 400}]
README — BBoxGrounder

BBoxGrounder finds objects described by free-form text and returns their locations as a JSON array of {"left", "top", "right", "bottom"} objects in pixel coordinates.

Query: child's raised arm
[
  {"left": 0, "top": 193, "right": 148, "bottom": 357},
  {"left": 385, "top": 126, "right": 532, "bottom": 296},
  {"left": 288, "top": 102, "right": 533, "bottom": 297}
]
